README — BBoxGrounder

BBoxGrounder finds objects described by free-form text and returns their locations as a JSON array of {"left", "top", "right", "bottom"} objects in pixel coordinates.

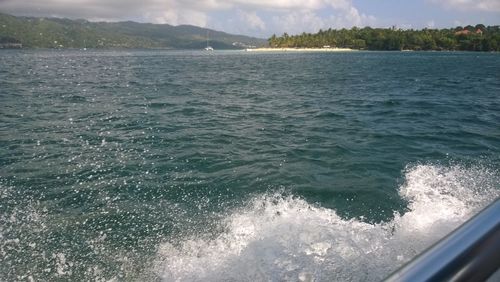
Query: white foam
[{"left": 152, "top": 164, "right": 499, "bottom": 281}]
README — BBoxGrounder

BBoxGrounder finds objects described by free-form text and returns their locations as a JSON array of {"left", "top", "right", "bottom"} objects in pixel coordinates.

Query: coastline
[{"left": 245, "top": 47, "right": 355, "bottom": 52}]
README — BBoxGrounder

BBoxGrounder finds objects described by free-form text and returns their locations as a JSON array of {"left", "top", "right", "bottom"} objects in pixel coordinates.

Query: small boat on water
[{"left": 204, "top": 30, "right": 214, "bottom": 51}]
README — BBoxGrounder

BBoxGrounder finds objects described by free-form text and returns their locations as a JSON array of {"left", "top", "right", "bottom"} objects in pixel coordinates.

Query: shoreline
[{"left": 245, "top": 47, "right": 355, "bottom": 52}]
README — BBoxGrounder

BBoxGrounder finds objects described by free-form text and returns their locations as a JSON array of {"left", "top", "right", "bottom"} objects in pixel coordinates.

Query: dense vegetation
[
  {"left": 0, "top": 13, "right": 266, "bottom": 49},
  {"left": 269, "top": 25, "right": 500, "bottom": 51}
]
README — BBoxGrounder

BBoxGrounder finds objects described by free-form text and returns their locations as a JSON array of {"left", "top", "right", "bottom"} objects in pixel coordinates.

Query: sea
[{"left": 0, "top": 50, "right": 499, "bottom": 281}]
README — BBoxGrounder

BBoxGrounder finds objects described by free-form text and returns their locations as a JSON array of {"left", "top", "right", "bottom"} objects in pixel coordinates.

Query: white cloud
[
  {"left": 238, "top": 10, "right": 266, "bottom": 30},
  {"left": 272, "top": 11, "right": 326, "bottom": 35},
  {"left": 221, "top": 0, "right": 336, "bottom": 10},
  {"left": 430, "top": 0, "right": 500, "bottom": 12},
  {"left": 477, "top": 0, "right": 500, "bottom": 11},
  {"left": 146, "top": 2, "right": 209, "bottom": 27},
  {"left": 259, "top": 0, "right": 376, "bottom": 35},
  {"left": 268, "top": 8, "right": 375, "bottom": 36}
]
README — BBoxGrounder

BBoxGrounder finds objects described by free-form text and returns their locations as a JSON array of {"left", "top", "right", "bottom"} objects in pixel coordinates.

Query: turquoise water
[{"left": 0, "top": 50, "right": 499, "bottom": 281}]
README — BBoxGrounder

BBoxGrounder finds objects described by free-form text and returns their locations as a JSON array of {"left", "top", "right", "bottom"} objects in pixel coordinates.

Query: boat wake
[{"left": 153, "top": 163, "right": 499, "bottom": 281}]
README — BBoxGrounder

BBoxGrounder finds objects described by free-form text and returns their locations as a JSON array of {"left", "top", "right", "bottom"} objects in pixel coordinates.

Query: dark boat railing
[{"left": 385, "top": 198, "right": 500, "bottom": 282}]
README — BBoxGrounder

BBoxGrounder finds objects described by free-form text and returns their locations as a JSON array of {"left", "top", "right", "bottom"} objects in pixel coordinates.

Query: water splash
[{"left": 153, "top": 164, "right": 499, "bottom": 281}]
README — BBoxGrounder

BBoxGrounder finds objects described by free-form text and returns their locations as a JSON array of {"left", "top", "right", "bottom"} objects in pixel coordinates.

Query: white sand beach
[{"left": 245, "top": 47, "right": 355, "bottom": 52}]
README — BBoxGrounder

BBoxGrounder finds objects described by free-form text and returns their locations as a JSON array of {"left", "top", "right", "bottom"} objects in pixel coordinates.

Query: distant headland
[
  {"left": 0, "top": 13, "right": 266, "bottom": 49},
  {"left": 245, "top": 47, "right": 355, "bottom": 52}
]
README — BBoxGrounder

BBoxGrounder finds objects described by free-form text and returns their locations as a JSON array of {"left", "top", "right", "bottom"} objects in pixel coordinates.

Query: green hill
[{"left": 0, "top": 13, "right": 267, "bottom": 49}]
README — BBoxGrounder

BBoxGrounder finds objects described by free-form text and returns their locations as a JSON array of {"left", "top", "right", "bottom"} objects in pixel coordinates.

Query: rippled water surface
[{"left": 0, "top": 50, "right": 499, "bottom": 281}]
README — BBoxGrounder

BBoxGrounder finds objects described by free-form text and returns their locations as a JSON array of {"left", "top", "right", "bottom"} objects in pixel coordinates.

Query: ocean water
[{"left": 0, "top": 50, "right": 499, "bottom": 281}]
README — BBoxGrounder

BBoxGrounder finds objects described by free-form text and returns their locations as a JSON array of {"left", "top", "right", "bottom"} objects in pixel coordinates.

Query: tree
[
  {"left": 268, "top": 34, "right": 277, "bottom": 47},
  {"left": 267, "top": 24, "right": 500, "bottom": 52},
  {"left": 352, "top": 39, "right": 366, "bottom": 49},
  {"left": 475, "top": 24, "right": 486, "bottom": 32}
]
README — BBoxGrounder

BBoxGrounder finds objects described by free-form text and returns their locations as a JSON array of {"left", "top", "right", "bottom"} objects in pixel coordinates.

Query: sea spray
[{"left": 153, "top": 164, "right": 499, "bottom": 281}]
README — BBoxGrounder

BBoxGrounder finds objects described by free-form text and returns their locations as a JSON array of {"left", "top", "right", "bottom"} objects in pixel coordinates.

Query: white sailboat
[{"left": 204, "top": 30, "right": 214, "bottom": 51}]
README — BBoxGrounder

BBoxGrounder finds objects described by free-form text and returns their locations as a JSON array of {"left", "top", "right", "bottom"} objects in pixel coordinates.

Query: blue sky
[{"left": 0, "top": 0, "right": 499, "bottom": 37}]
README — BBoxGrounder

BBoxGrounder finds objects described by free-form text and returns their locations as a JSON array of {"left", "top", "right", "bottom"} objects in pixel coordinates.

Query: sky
[{"left": 0, "top": 0, "right": 499, "bottom": 37}]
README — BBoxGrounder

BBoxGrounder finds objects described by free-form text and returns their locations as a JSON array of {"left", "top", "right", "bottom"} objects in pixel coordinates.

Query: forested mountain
[
  {"left": 269, "top": 25, "right": 500, "bottom": 51},
  {"left": 0, "top": 13, "right": 267, "bottom": 49}
]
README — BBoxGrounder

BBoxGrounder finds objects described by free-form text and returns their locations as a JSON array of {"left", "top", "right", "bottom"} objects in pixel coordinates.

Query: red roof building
[{"left": 455, "top": 29, "right": 471, "bottom": 35}]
